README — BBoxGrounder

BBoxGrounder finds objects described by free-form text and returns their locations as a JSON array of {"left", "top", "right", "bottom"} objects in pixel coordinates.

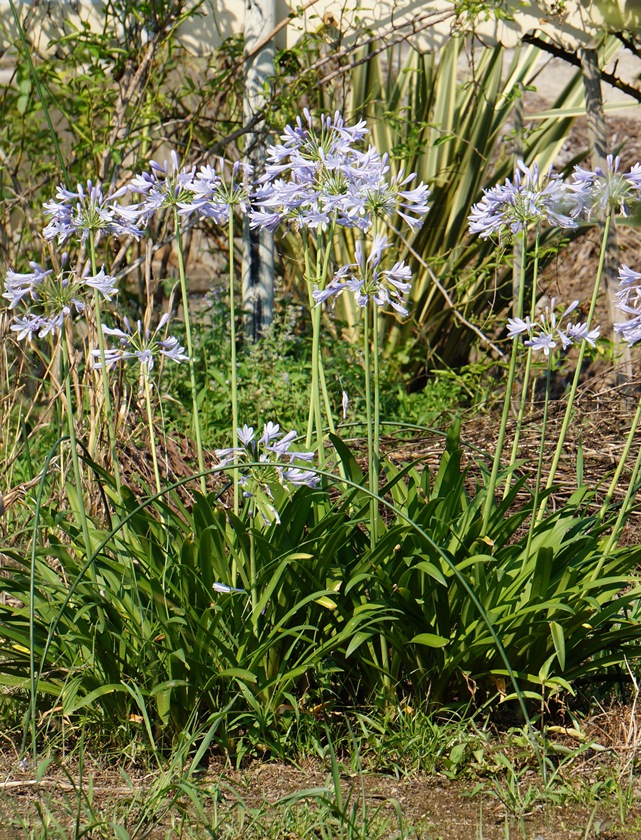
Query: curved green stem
[{"left": 173, "top": 208, "right": 206, "bottom": 493}]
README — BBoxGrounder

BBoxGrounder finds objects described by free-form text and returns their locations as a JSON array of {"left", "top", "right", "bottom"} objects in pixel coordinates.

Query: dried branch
[{"left": 522, "top": 33, "right": 641, "bottom": 104}]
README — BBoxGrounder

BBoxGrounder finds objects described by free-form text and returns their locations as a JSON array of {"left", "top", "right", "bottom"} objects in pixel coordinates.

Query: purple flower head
[
  {"left": 614, "top": 262, "right": 641, "bottom": 344},
  {"left": 469, "top": 160, "right": 578, "bottom": 240},
  {"left": 4, "top": 262, "right": 118, "bottom": 341},
  {"left": 313, "top": 234, "right": 412, "bottom": 317},
  {"left": 250, "top": 110, "right": 428, "bottom": 234},
  {"left": 43, "top": 180, "right": 143, "bottom": 244},
  {"left": 129, "top": 150, "right": 196, "bottom": 224},
  {"left": 571, "top": 154, "right": 641, "bottom": 218},
  {"left": 509, "top": 297, "right": 599, "bottom": 356},
  {"left": 179, "top": 158, "right": 253, "bottom": 224},
  {"left": 214, "top": 420, "right": 319, "bottom": 522},
  {"left": 91, "top": 313, "right": 188, "bottom": 371}
]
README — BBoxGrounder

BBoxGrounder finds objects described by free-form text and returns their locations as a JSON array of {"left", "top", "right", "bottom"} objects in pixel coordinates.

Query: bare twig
[{"left": 390, "top": 225, "right": 506, "bottom": 359}]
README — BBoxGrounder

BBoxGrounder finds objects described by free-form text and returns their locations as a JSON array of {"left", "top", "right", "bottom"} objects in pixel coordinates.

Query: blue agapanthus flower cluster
[
  {"left": 91, "top": 313, "right": 189, "bottom": 371},
  {"left": 614, "top": 264, "right": 641, "bottom": 345},
  {"left": 571, "top": 154, "right": 641, "bottom": 218},
  {"left": 3, "top": 261, "right": 118, "bottom": 341},
  {"left": 468, "top": 161, "right": 582, "bottom": 239},
  {"left": 43, "top": 180, "right": 143, "bottom": 244},
  {"left": 5, "top": 110, "right": 430, "bottom": 347},
  {"left": 215, "top": 422, "right": 319, "bottom": 522},
  {"left": 469, "top": 156, "right": 641, "bottom": 240},
  {"left": 250, "top": 108, "right": 430, "bottom": 233},
  {"left": 313, "top": 234, "right": 412, "bottom": 316},
  {"left": 507, "top": 298, "right": 599, "bottom": 357}
]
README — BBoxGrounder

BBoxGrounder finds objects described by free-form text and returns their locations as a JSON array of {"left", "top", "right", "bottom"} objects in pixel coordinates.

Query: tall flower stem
[
  {"left": 143, "top": 371, "right": 162, "bottom": 496},
  {"left": 61, "top": 335, "right": 92, "bottom": 561},
  {"left": 88, "top": 237, "right": 122, "bottom": 497},
  {"left": 504, "top": 232, "right": 540, "bottom": 499},
  {"left": 363, "top": 300, "right": 377, "bottom": 549},
  {"left": 536, "top": 212, "right": 611, "bottom": 523},
  {"left": 304, "top": 235, "right": 326, "bottom": 462},
  {"left": 228, "top": 212, "right": 239, "bottom": 515},
  {"left": 317, "top": 231, "right": 337, "bottom": 439},
  {"left": 173, "top": 207, "right": 206, "bottom": 494},
  {"left": 598, "top": 431, "right": 641, "bottom": 574},
  {"left": 373, "top": 304, "right": 381, "bottom": 517},
  {"left": 526, "top": 354, "right": 552, "bottom": 555},
  {"left": 482, "top": 228, "right": 528, "bottom": 532}
]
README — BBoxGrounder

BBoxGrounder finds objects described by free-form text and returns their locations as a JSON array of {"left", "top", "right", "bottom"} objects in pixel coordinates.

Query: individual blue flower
[
  {"left": 469, "top": 160, "right": 578, "bottom": 240},
  {"left": 91, "top": 313, "right": 189, "bottom": 370},
  {"left": 43, "top": 180, "right": 143, "bottom": 244},
  {"left": 313, "top": 234, "right": 412, "bottom": 316},
  {"left": 212, "top": 582, "right": 246, "bottom": 594}
]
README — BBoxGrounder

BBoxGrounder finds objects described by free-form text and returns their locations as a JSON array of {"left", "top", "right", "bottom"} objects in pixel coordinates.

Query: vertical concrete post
[
  {"left": 580, "top": 45, "right": 632, "bottom": 383},
  {"left": 242, "top": 0, "right": 275, "bottom": 341}
]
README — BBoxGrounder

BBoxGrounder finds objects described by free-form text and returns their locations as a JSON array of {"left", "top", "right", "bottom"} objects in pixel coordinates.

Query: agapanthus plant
[
  {"left": 251, "top": 109, "right": 429, "bottom": 461},
  {"left": 542, "top": 158, "right": 641, "bottom": 515},
  {"left": 177, "top": 157, "right": 253, "bottom": 513},
  {"left": 128, "top": 149, "right": 205, "bottom": 490},
  {"left": 314, "top": 234, "right": 413, "bottom": 548}
]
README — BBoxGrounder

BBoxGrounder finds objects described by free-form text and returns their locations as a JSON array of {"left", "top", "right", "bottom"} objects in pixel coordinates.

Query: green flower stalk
[
  {"left": 313, "top": 234, "right": 412, "bottom": 545},
  {"left": 177, "top": 158, "right": 254, "bottom": 510}
]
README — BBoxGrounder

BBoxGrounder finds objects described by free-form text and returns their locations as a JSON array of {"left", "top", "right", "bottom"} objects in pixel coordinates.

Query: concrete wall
[{"left": 0, "top": 1, "right": 638, "bottom": 58}]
